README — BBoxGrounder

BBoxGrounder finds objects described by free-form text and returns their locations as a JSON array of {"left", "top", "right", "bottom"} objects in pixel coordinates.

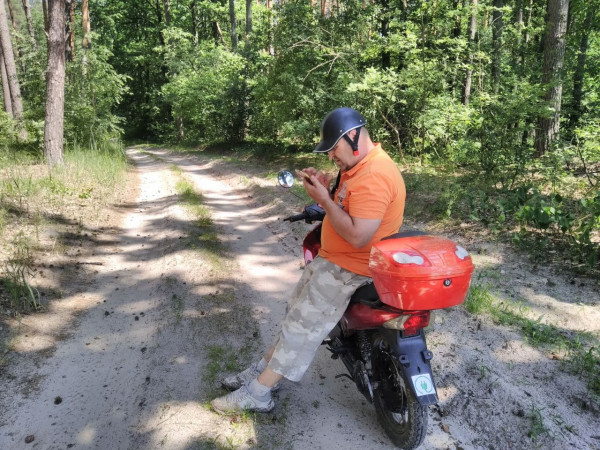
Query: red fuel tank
[{"left": 369, "top": 234, "right": 474, "bottom": 311}]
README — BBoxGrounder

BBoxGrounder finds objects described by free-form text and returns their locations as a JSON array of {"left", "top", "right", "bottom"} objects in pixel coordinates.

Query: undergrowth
[
  {"left": 0, "top": 145, "right": 127, "bottom": 315},
  {"left": 465, "top": 283, "right": 600, "bottom": 399},
  {"left": 404, "top": 161, "right": 600, "bottom": 276}
]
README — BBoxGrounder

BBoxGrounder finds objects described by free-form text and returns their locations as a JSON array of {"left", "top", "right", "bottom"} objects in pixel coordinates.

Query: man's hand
[
  {"left": 300, "top": 172, "right": 332, "bottom": 205},
  {"left": 299, "top": 169, "right": 381, "bottom": 249},
  {"left": 302, "top": 167, "right": 333, "bottom": 191}
]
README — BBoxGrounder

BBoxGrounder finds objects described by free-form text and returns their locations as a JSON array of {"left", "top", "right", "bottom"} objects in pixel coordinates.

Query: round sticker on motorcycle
[{"left": 412, "top": 374, "right": 435, "bottom": 396}]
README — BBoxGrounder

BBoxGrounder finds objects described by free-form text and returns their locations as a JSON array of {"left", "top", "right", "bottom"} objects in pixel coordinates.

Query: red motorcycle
[{"left": 279, "top": 171, "right": 474, "bottom": 449}]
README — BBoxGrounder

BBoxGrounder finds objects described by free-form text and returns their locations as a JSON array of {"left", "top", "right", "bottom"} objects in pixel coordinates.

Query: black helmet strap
[
  {"left": 343, "top": 127, "right": 361, "bottom": 156},
  {"left": 331, "top": 170, "right": 341, "bottom": 195}
]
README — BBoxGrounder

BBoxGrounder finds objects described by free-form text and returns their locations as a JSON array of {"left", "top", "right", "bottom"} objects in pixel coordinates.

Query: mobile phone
[{"left": 295, "top": 169, "right": 314, "bottom": 184}]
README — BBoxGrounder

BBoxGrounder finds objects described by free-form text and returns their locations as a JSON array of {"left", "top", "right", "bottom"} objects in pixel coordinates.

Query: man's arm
[{"left": 301, "top": 175, "right": 381, "bottom": 248}]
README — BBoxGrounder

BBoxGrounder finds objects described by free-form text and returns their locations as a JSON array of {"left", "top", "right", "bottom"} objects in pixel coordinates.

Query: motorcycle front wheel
[{"left": 371, "top": 331, "right": 428, "bottom": 449}]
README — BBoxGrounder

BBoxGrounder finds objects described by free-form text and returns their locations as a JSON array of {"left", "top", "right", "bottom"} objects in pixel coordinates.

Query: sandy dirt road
[{"left": 1, "top": 147, "right": 599, "bottom": 449}]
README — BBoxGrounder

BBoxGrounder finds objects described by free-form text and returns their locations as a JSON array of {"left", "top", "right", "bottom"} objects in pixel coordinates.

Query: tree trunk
[
  {"left": 191, "top": 0, "right": 199, "bottom": 45},
  {"left": 154, "top": 0, "right": 165, "bottom": 47},
  {"left": 42, "top": 0, "right": 49, "bottom": 33},
  {"left": 163, "top": 0, "right": 171, "bottom": 26},
  {"left": 266, "top": 0, "right": 273, "bottom": 55},
  {"left": 449, "top": 0, "right": 464, "bottom": 96},
  {"left": 6, "top": 0, "right": 27, "bottom": 75},
  {"left": 66, "top": 0, "right": 75, "bottom": 62},
  {"left": 161, "top": 0, "right": 183, "bottom": 142},
  {"left": 452, "top": 0, "right": 462, "bottom": 38},
  {"left": 229, "top": 0, "right": 237, "bottom": 51},
  {"left": 534, "top": 0, "right": 569, "bottom": 157},
  {"left": 514, "top": 0, "right": 523, "bottom": 68},
  {"left": 461, "top": 0, "right": 478, "bottom": 105},
  {"left": 245, "top": 0, "right": 252, "bottom": 43},
  {"left": 524, "top": 0, "right": 533, "bottom": 44},
  {"left": 491, "top": 0, "right": 503, "bottom": 93},
  {"left": 380, "top": 0, "right": 390, "bottom": 68},
  {"left": 1, "top": 49, "right": 13, "bottom": 116},
  {"left": 569, "top": 5, "right": 594, "bottom": 129},
  {"left": 82, "top": 0, "right": 91, "bottom": 49},
  {"left": 22, "top": 0, "right": 38, "bottom": 50},
  {"left": 44, "top": 0, "right": 66, "bottom": 166},
  {"left": 0, "top": 0, "right": 25, "bottom": 135},
  {"left": 212, "top": 21, "right": 226, "bottom": 46},
  {"left": 6, "top": 0, "right": 17, "bottom": 29}
]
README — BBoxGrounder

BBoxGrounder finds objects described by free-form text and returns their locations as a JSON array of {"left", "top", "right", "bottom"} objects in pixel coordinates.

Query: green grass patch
[
  {"left": 465, "top": 283, "right": 600, "bottom": 398},
  {"left": 0, "top": 144, "right": 127, "bottom": 315},
  {"left": 464, "top": 283, "right": 495, "bottom": 314},
  {"left": 170, "top": 293, "right": 185, "bottom": 325},
  {"left": 2, "top": 232, "right": 41, "bottom": 312},
  {"left": 175, "top": 179, "right": 212, "bottom": 227},
  {"left": 203, "top": 345, "right": 240, "bottom": 389},
  {"left": 0, "top": 208, "right": 7, "bottom": 235},
  {"left": 205, "top": 289, "right": 235, "bottom": 303},
  {"left": 169, "top": 164, "right": 182, "bottom": 175},
  {"left": 173, "top": 177, "right": 232, "bottom": 275},
  {"left": 527, "top": 404, "right": 550, "bottom": 441}
]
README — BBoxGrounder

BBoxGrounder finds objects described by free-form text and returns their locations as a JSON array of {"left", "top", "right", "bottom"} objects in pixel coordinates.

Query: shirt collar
[{"left": 344, "top": 143, "right": 381, "bottom": 177}]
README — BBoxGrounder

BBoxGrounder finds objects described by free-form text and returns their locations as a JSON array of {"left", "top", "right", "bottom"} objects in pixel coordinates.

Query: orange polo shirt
[{"left": 319, "top": 144, "right": 406, "bottom": 276}]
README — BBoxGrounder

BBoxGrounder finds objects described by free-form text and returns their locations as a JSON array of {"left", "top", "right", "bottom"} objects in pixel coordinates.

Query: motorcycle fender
[{"left": 382, "top": 329, "right": 439, "bottom": 406}]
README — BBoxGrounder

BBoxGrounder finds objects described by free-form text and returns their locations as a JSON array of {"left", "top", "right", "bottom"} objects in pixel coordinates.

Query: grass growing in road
[
  {"left": 203, "top": 345, "right": 240, "bottom": 389},
  {"left": 172, "top": 175, "right": 233, "bottom": 282},
  {"left": 175, "top": 179, "right": 213, "bottom": 228},
  {"left": 0, "top": 146, "right": 127, "bottom": 314},
  {"left": 465, "top": 283, "right": 600, "bottom": 399},
  {"left": 527, "top": 404, "right": 550, "bottom": 441}
]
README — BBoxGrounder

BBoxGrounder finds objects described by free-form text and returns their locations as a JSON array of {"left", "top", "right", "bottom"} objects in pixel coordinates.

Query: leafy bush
[
  {"left": 461, "top": 184, "right": 600, "bottom": 270},
  {"left": 162, "top": 42, "right": 245, "bottom": 144},
  {"left": 0, "top": 111, "right": 19, "bottom": 149},
  {"left": 64, "top": 47, "right": 128, "bottom": 149}
]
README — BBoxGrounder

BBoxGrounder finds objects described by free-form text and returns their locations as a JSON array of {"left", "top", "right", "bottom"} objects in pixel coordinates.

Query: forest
[{"left": 1, "top": 0, "right": 599, "bottom": 272}]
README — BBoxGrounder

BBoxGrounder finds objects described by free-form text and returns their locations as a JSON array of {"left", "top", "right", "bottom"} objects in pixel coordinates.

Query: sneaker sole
[
  {"left": 222, "top": 381, "right": 281, "bottom": 392},
  {"left": 211, "top": 400, "right": 275, "bottom": 415}
]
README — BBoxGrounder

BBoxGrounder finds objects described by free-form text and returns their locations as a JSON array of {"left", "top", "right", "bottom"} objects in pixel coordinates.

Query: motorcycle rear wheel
[{"left": 372, "top": 332, "right": 428, "bottom": 449}]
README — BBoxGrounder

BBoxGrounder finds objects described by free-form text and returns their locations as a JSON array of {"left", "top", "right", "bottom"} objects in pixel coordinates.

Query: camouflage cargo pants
[{"left": 267, "top": 256, "right": 370, "bottom": 382}]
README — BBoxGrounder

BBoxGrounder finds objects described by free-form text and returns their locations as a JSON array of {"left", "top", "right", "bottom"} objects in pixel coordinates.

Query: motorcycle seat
[
  {"left": 350, "top": 282, "right": 380, "bottom": 306},
  {"left": 382, "top": 229, "right": 428, "bottom": 240}
]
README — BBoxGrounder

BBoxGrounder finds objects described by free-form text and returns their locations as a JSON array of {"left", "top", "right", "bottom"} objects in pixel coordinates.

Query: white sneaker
[
  {"left": 222, "top": 363, "right": 280, "bottom": 391},
  {"left": 211, "top": 385, "right": 274, "bottom": 414}
]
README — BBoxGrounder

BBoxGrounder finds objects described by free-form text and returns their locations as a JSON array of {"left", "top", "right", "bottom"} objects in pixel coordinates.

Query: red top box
[{"left": 369, "top": 233, "right": 474, "bottom": 311}]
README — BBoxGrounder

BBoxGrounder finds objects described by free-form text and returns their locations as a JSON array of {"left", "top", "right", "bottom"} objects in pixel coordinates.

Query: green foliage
[
  {"left": 567, "top": 120, "right": 600, "bottom": 187},
  {"left": 162, "top": 42, "right": 246, "bottom": 143},
  {"left": 464, "top": 283, "right": 494, "bottom": 314},
  {"left": 458, "top": 184, "right": 600, "bottom": 270},
  {"left": 527, "top": 405, "right": 549, "bottom": 441},
  {"left": 1, "top": 232, "right": 41, "bottom": 313},
  {"left": 64, "top": 47, "right": 128, "bottom": 149},
  {"left": 460, "top": 82, "right": 543, "bottom": 179},
  {"left": 4, "top": 0, "right": 599, "bottom": 272},
  {"left": 0, "top": 112, "right": 20, "bottom": 149}
]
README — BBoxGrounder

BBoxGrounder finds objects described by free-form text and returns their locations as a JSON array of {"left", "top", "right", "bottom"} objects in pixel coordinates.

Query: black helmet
[{"left": 314, "top": 107, "right": 367, "bottom": 153}]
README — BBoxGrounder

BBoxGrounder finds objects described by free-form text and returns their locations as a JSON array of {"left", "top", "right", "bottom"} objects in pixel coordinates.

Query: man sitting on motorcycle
[{"left": 211, "top": 107, "right": 406, "bottom": 413}]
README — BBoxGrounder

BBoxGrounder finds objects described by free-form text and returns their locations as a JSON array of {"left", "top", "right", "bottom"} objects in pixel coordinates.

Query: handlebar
[
  {"left": 284, "top": 212, "right": 308, "bottom": 223},
  {"left": 283, "top": 203, "right": 326, "bottom": 223}
]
